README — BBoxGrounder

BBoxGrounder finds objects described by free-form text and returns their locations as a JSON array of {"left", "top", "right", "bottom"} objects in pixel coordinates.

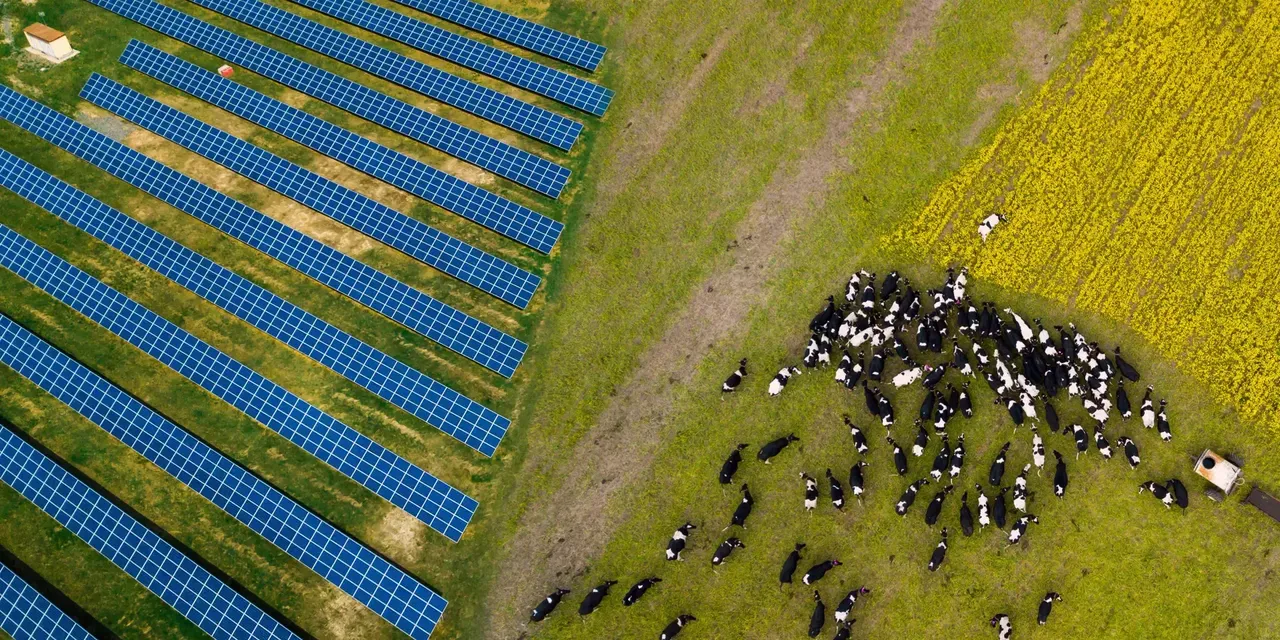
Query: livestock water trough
[{"left": 1194, "top": 448, "right": 1280, "bottom": 525}]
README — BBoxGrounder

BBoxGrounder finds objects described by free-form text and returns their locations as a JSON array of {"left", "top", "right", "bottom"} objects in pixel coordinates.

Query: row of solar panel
[{"left": 0, "top": 561, "right": 96, "bottom": 640}]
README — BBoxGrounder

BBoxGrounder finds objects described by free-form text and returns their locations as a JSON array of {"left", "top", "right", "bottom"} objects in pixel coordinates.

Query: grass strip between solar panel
[
  {"left": 0, "top": 421, "right": 298, "bottom": 640},
  {"left": 119, "top": 41, "right": 565, "bottom": 254},
  {"left": 387, "top": 0, "right": 606, "bottom": 72},
  {"left": 0, "top": 146, "right": 511, "bottom": 456},
  {"left": 0, "top": 563, "right": 96, "bottom": 640},
  {"left": 0, "top": 219, "right": 479, "bottom": 534},
  {"left": 81, "top": 73, "right": 542, "bottom": 309},
  {"left": 184, "top": 0, "right": 584, "bottom": 149},
  {"left": 0, "top": 316, "right": 452, "bottom": 639},
  {"left": 0, "top": 82, "right": 529, "bottom": 380},
  {"left": 283, "top": 0, "right": 613, "bottom": 115},
  {"left": 84, "top": 1, "right": 572, "bottom": 195}
]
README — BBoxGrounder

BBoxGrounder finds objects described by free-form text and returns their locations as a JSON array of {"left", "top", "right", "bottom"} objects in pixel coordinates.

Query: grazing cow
[
  {"left": 808, "top": 591, "right": 826, "bottom": 638},
  {"left": 1118, "top": 436, "right": 1140, "bottom": 469},
  {"left": 1053, "top": 451, "right": 1069, "bottom": 498},
  {"left": 998, "top": 396, "right": 1025, "bottom": 427},
  {"left": 801, "top": 473, "right": 820, "bottom": 511},
  {"left": 834, "top": 587, "right": 871, "bottom": 623},
  {"left": 989, "top": 442, "right": 1011, "bottom": 486},
  {"left": 827, "top": 469, "right": 846, "bottom": 510},
  {"left": 769, "top": 367, "right": 803, "bottom": 397},
  {"left": 861, "top": 278, "right": 878, "bottom": 310},
  {"left": 1031, "top": 426, "right": 1046, "bottom": 474},
  {"left": 888, "top": 436, "right": 909, "bottom": 476},
  {"left": 1167, "top": 478, "right": 1189, "bottom": 509},
  {"left": 758, "top": 434, "right": 800, "bottom": 463},
  {"left": 722, "top": 359, "right": 748, "bottom": 393},
  {"left": 660, "top": 615, "right": 696, "bottom": 640},
  {"left": 895, "top": 478, "right": 930, "bottom": 516},
  {"left": 530, "top": 588, "right": 570, "bottom": 622},
  {"left": 959, "top": 491, "right": 975, "bottom": 536},
  {"left": 931, "top": 434, "right": 952, "bottom": 482},
  {"left": 950, "top": 433, "right": 966, "bottom": 480},
  {"left": 845, "top": 415, "right": 869, "bottom": 454},
  {"left": 1156, "top": 400, "right": 1172, "bottom": 442},
  {"left": 802, "top": 560, "right": 842, "bottom": 585},
  {"left": 893, "top": 364, "right": 924, "bottom": 388},
  {"left": 990, "top": 613, "right": 1013, "bottom": 640},
  {"left": 817, "top": 335, "right": 833, "bottom": 367},
  {"left": 1114, "top": 346, "right": 1140, "bottom": 381},
  {"left": 978, "top": 213, "right": 1005, "bottom": 241},
  {"left": 992, "top": 486, "right": 1009, "bottom": 528},
  {"left": 928, "top": 528, "right": 949, "bottom": 571},
  {"left": 868, "top": 349, "right": 886, "bottom": 381},
  {"left": 1008, "top": 515, "right": 1039, "bottom": 544},
  {"left": 976, "top": 485, "right": 991, "bottom": 529},
  {"left": 1044, "top": 401, "right": 1060, "bottom": 434},
  {"left": 1071, "top": 424, "right": 1089, "bottom": 459},
  {"left": 954, "top": 343, "right": 974, "bottom": 377},
  {"left": 913, "top": 422, "right": 930, "bottom": 458},
  {"left": 1006, "top": 308, "right": 1033, "bottom": 342},
  {"left": 882, "top": 270, "right": 901, "bottom": 298},
  {"left": 811, "top": 295, "right": 837, "bottom": 332},
  {"left": 719, "top": 443, "right": 749, "bottom": 484},
  {"left": 959, "top": 382, "right": 974, "bottom": 418},
  {"left": 1013, "top": 465, "right": 1030, "bottom": 512},
  {"left": 846, "top": 270, "right": 867, "bottom": 302},
  {"left": 923, "top": 364, "right": 947, "bottom": 389},
  {"left": 832, "top": 621, "right": 853, "bottom": 640},
  {"left": 863, "top": 382, "right": 881, "bottom": 417},
  {"left": 623, "top": 578, "right": 661, "bottom": 606},
  {"left": 879, "top": 392, "right": 896, "bottom": 427},
  {"left": 836, "top": 351, "right": 863, "bottom": 389},
  {"left": 847, "top": 461, "right": 869, "bottom": 505},
  {"left": 1139, "top": 481, "right": 1173, "bottom": 508},
  {"left": 666, "top": 523, "right": 696, "bottom": 560},
  {"left": 954, "top": 267, "right": 968, "bottom": 302},
  {"left": 925, "top": 485, "right": 954, "bottom": 526},
  {"left": 1140, "top": 386, "right": 1156, "bottom": 428},
  {"left": 1095, "top": 426, "right": 1112, "bottom": 460},
  {"left": 1039, "top": 592, "right": 1063, "bottom": 625},
  {"left": 578, "top": 580, "right": 617, "bottom": 616},
  {"left": 1116, "top": 382, "right": 1132, "bottom": 419},
  {"left": 780, "top": 543, "right": 806, "bottom": 585},
  {"left": 712, "top": 538, "right": 745, "bottom": 566},
  {"left": 726, "top": 484, "right": 754, "bottom": 530}
]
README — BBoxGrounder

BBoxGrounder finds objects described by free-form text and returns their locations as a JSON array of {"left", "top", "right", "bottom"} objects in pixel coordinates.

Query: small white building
[{"left": 24, "top": 23, "right": 79, "bottom": 63}]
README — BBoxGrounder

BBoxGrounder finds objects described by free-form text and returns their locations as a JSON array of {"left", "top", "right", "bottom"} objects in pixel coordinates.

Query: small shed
[{"left": 24, "top": 23, "right": 79, "bottom": 63}]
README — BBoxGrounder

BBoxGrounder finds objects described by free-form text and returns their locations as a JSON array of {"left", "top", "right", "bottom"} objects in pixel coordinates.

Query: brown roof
[{"left": 23, "top": 23, "right": 65, "bottom": 43}]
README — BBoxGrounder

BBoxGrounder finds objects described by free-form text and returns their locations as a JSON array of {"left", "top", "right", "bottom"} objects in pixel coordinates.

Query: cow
[
  {"left": 1156, "top": 400, "right": 1172, "bottom": 442},
  {"left": 768, "top": 367, "right": 802, "bottom": 397},
  {"left": 1167, "top": 478, "right": 1189, "bottom": 509},
  {"left": 834, "top": 587, "right": 871, "bottom": 623},
  {"left": 832, "top": 621, "right": 853, "bottom": 640},
  {"left": 949, "top": 433, "right": 966, "bottom": 480},
  {"left": 726, "top": 484, "right": 754, "bottom": 530},
  {"left": 928, "top": 528, "right": 949, "bottom": 571},
  {"left": 659, "top": 615, "right": 696, "bottom": 640},
  {"left": 882, "top": 270, "right": 901, "bottom": 298},
  {"left": 923, "top": 363, "right": 947, "bottom": 389},
  {"left": 1038, "top": 592, "right": 1062, "bottom": 625},
  {"left": 931, "top": 434, "right": 952, "bottom": 482},
  {"left": 1116, "top": 382, "right": 1132, "bottom": 419},
  {"left": 530, "top": 588, "right": 570, "bottom": 622},
  {"left": 758, "top": 434, "right": 800, "bottom": 463},
  {"left": 808, "top": 591, "right": 826, "bottom": 638},
  {"left": 1053, "top": 451, "right": 1069, "bottom": 498},
  {"left": 1044, "top": 401, "right": 1060, "bottom": 434},
  {"left": 1095, "top": 426, "right": 1112, "bottom": 460},
  {"left": 623, "top": 578, "right": 661, "bottom": 606},
  {"left": 578, "top": 580, "right": 617, "bottom": 616},
  {"left": 1072, "top": 423, "right": 1089, "bottom": 459},
  {"left": 849, "top": 460, "right": 868, "bottom": 503},
  {"left": 827, "top": 469, "right": 846, "bottom": 510},
  {"left": 895, "top": 478, "right": 930, "bottom": 516},
  {"left": 1114, "top": 346, "right": 1140, "bottom": 381},
  {"left": 959, "top": 382, "right": 974, "bottom": 418},
  {"left": 887, "top": 436, "right": 908, "bottom": 476},
  {"left": 836, "top": 351, "right": 863, "bottom": 389},
  {"left": 722, "top": 359, "right": 748, "bottom": 394},
  {"left": 802, "top": 473, "right": 820, "bottom": 511},
  {"left": 989, "top": 442, "right": 1011, "bottom": 486},
  {"left": 954, "top": 267, "right": 968, "bottom": 303},
  {"left": 780, "top": 543, "right": 806, "bottom": 586},
  {"left": 925, "top": 485, "right": 954, "bottom": 526},
  {"left": 1031, "top": 426, "right": 1046, "bottom": 474},
  {"left": 913, "top": 422, "right": 930, "bottom": 458},
  {"left": 846, "top": 270, "right": 867, "bottom": 302},
  {"left": 990, "top": 613, "right": 1013, "bottom": 640},
  {"left": 976, "top": 485, "right": 990, "bottom": 529},
  {"left": 893, "top": 364, "right": 924, "bottom": 388},
  {"left": 1140, "top": 386, "right": 1156, "bottom": 428},
  {"left": 878, "top": 392, "right": 896, "bottom": 427},
  {"left": 1012, "top": 465, "right": 1029, "bottom": 512},
  {"left": 1139, "top": 481, "right": 1173, "bottom": 508},
  {"left": 954, "top": 343, "right": 974, "bottom": 377},
  {"left": 1008, "top": 515, "right": 1039, "bottom": 544},
  {"left": 811, "top": 295, "right": 836, "bottom": 332},
  {"left": 868, "top": 349, "right": 886, "bottom": 381},
  {"left": 719, "top": 443, "right": 749, "bottom": 484},
  {"left": 863, "top": 381, "right": 881, "bottom": 417},
  {"left": 712, "top": 538, "right": 746, "bottom": 566},
  {"left": 802, "top": 560, "right": 842, "bottom": 585},
  {"left": 978, "top": 213, "right": 1005, "bottom": 241},
  {"left": 959, "top": 491, "right": 975, "bottom": 536},
  {"left": 992, "top": 486, "right": 1008, "bottom": 528},
  {"left": 666, "top": 523, "right": 696, "bottom": 560},
  {"left": 1117, "top": 436, "right": 1140, "bottom": 468},
  {"left": 845, "top": 415, "right": 869, "bottom": 454}
]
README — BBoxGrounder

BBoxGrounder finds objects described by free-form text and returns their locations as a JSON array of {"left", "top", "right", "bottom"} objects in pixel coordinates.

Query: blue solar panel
[
  {"left": 0, "top": 147, "right": 510, "bottom": 456},
  {"left": 0, "top": 316, "right": 453, "bottom": 638},
  {"left": 283, "top": 0, "right": 612, "bottom": 115},
  {"left": 85, "top": 3, "right": 571, "bottom": 194},
  {"left": 0, "top": 563, "right": 96, "bottom": 640},
  {"left": 120, "top": 41, "right": 564, "bottom": 254},
  {"left": 0, "top": 423, "right": 297, "bottom": 640},
  {"left": 0, "top": 83, "right": 529, "bottom": 380},
  {"left": 0, "top": 222, "right": 478, "bottom": 534},
  {"left": 82, "top": 73, "right": 540, "bottom": 309},
  {"left": 388, "top": 0, "right": 605, "bottom": 72},
  {"left": 185, "top": 0, "right": 583, "bottom": 149}
]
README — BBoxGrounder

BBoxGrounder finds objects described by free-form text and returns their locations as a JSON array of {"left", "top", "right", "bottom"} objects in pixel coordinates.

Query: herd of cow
[{"left": 528, "top": 267, "right": 1187, "bottom": 638}]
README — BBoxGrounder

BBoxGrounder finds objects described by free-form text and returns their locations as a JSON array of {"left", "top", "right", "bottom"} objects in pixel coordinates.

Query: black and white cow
[
  {"left": 1072, "top": 423, "right": 1089, "bottom": 459},
  {"left": 1140, "top": 386, "right": 1156, "bottom": 429},
  {"left": 923, "top": 363, "right": 947, "bottom": 389},
  {"left": 846, "top": 270, "right": 868, "bottom": 303},
  {"left": 802, "top": 560, "right": 842, "bottom": 585},
  {"left": 913, "top": 422, "right": 930, "bottom": 458},
  {"left": 1116, "top": 382, "right": 1132, "bottom": 419},
  {"left": 992, "top": 486, "right": 1008, "bottom": 528},
  {"left": 834, "top": 587, "right": 871, "bottom": 623},
  {"left": 665, "top": 523, "right": 696, "bottom": 560},
  {"left": 1118, "top": 436, "right": 1140, "bottom": 469},
  {"left": 895, "top": 478, "right": 930, "bottom": 516},
  {"left": 887, "top": 436, "right": 909, "bottom": 476},
  {"left": 959, "top": 382, "right": 974, "bottom": 418},
  {"left": 712, "top": 538, "right": 745, "bottom": 566},
  {"left": 878, "top": 390, "right": 896, "bottom": 427},
  {"left": 721, "top": 358, "right": 747, "bottom": 394},
  {"left": 950, "top": 433, "right": 966, "bottom": 481},
  {"left": 928, "top": 528, "right": 949, "bottom": 572},
  {"left": 726, "top": 484, "right": 754, "bottom": 530},
  {"left": 758, "top": 434, "right": 800, "bottom": 463},
  {"left": 1053, "top": 451, "right": 1069, "bottom": 498},
  {"left": 1031, "top": 426, "right": 1046, "bottom": 474},
  {"left": 1038, "top": 592, "right": 1062, "bottom": 625},
  {"left": 827, "top": 469, "right": 846, "bottom": 510},
  {"left": 868, "top": 349, "right": 887, "bottom": 382},
  {"left": 719, "top": 443, "right": 749, "bottom": 484},
  {"left": 802, "top": 473, "right": 820, "bottom": 511},
  {"left": 808, "top": 591, "right": 826, "bottom": 638},
  {"left": 779, "top": 543, "right": 806, "bottom": 585},
  {"left": 863, "top": 382, "right": 882, "bottom": 417},
  {"left": 1139, "top": 481, "right": 1172, "bottom": 508},
  {"left": 845, "top": 415, "right": 869, "bottom": 454},
  {"left": 959, "top": 491, "right": 975, "bottom": 536},
  {"left": 768, "top": 367, "right": 803, "bottom": 397},
  {"left": 623, "top": 578, "right": 661, "bottom": 606},
  {"left": 925, "top": 485, "right": 954, "bottom": 526},
  {"left": 1156, "top": 400, "right": 1172, "bottom": 442},
  {"left": 811, "top": 295, "right": 836, "bottom": 332},
  {"left": 659, "top": 615, "right": 696, "bottom": 640},
  {"left": 1095, "top": 426, "right": 1112, "bottom": 460},
  {"left": 989, "top": 442, "right": 1011, "bottom": 486},
  {"left": 836, "top": 351, "right": 864, "bottom": 389},
  {"left": 1167, "top": 478, "right": 1189, "bottom": 509},
  {"left": 530, "top": 588, "right": 570, "bottom": 622},
  {"left": 976, "top": 485, "right": 990, "bottom": 529},
  {"left": 848, "top": 460, "right": 868, "bottom": 504},
  {"left": 832, "top": 621, "right": 853, "bottom": 640},
  {"left": 990, "top": 613, "right": 1013, "bottom": 640},
  {"left": 1012, "top": 465, "right": 1029, "bottom": 512},
  {"left": 577, "top": 580, "right": 617, "bottom": 616},
  {"left": 1008, "top": 515, "right": 1039, "bottom": 544},
  {"left": 931, "top": 434, "right": 952, "bottom": 482}
]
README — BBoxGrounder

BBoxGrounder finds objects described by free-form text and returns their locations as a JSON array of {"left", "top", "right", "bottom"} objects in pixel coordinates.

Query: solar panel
[
  {"left": 0, "top": 147, "right": 510, "bottom": 456},
  {"left": 0, "top": 423, "right": 297, "bottom": 640},
  {"left": 0, "top": 83, "right": 529, "bottom": 380},
  {"left": 82, "top": 73, "right": 541, "bottom": 309},
  {"left": 84, "top": 2, "right": 571, "bottom": 194},
  {"left": 387, "top": 0, "right": 605, "bottom": 72},
  {"left": 283, "top": 0, "right": 612, "bottom": 115},
  {"left": 0, "top": 563, "right": 96, "bottom": 640},
  {"left": 0, "top": 221, "right": 478, "bottom": 534},
  {"left": 185, "top": 0, "right": 583, "bottom": 149},
  {"left": 120, "top": 41, "right": 564, "bottom": 254},
  {"left": 0, "top": 316, "right": 453, "bottom": 639}
]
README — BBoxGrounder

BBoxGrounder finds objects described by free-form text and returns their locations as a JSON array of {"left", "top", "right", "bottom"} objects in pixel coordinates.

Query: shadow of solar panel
[
  {"left": 0, "top": 83, "right": 529, "bottom": 380},
  {"left": 0, "top": 148, "right": 510, "bottom": 456},
  {"left": 0, "top": 564, "right": 96, "bottom": 640},
  {"left": 388, "top": 0, "right": 605, "bottom": 72},
  {"left": 185, "top": 0, "right": 583, "bottom": 149},
  {"left": 0, "top": 221, "right": 480, "bottom": 533},
  {"left": 0, "top": 425, "right": 298, "bottom": 640},
  {"left": 120, "top": 42, "right": 564, "bottom": 254},
  {"left": 82, "top": 73, "right": 541, "bottom": 308},
  {"left": 284, "top": 0, "right": 612, "bottom": 115},
  {"left": 84, "top": 2, "right": 572, "bottom": 193},
  {"left": 0, "top": 317, "right": 453, "bottom": 638}
]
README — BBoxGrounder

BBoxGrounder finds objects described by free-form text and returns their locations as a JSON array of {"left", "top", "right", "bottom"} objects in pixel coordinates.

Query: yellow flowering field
[{"left": 899, "top": 0, "right": 1280, "bottom": 425}]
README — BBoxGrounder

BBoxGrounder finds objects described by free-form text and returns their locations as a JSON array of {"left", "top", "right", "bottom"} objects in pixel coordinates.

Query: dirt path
[{"left": 489, "top": 1, "right": 947, "bottom": 636}]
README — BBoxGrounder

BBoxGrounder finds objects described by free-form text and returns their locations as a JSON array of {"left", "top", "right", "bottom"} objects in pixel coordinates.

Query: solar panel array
[
  {"left": 0, "top": 222, "right": 478, "bottom": 533},
  {"left": 85, "top": 2, "right": 571, "bottom": 195},
  {"left": 187, "top": 0, "right": 583, "bottom": 149},
  {"left": 0, "top": 563, "right": 96, "bottom": 640},
  {"left": 82, "top": 73, "right": 541, "bottom": 309},
  {"left": 284, "top": 0, "right": 612, "bottom": 115},
  {"left": 388, "top": 0, "right": 606, "bottom": 71},
  {"left": 0, "top": 316, "right": 453, "bottom": 639},
  {"left": 0, "top": 421, "right": 297, "bottom": 640},
  {"left": 0, "top": 147, "right": 510, "bottom": 457},
  {"left": 121, "top": 42, "right": 564, "bottom": 254},
  {"left": 0, "top": 83, "right": 529, "bottom": 381}
]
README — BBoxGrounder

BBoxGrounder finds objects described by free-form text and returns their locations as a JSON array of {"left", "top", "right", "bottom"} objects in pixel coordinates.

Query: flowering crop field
[{"left": 899, "top": 0, "right": 1280, "bottom": 426}]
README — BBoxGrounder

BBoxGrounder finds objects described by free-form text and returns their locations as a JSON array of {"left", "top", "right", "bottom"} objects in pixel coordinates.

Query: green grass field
[{"left": 1, "top": 0, "right": 1279, "bottom": 638}]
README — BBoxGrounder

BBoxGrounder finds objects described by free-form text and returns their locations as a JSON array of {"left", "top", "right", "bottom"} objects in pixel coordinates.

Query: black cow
[
  {"left": 779, "top": 543, "right": 806, "bottom": 585},
  {"left": 758, "top": 434, "right": 800, "bottom": 463},
  {"left": 888, "top": 436, "right": 908, "bottom": 476},
  {"left": 895, "top": 478, "right": 929, "bottom": 516},
  {"left": 1167, "top": 478, "right": 1189, "bottom": 509},
  {"left": 1053, "top": 451, "right": 1069, "bottom": 498},
  {"left": 991, "top": 485, "right": 1009, "bottom": 528},
  {"left": 623, "top": 578, "right": 661, "bottom": 606},
  {"left": 863, "top": 381, "right": 881, "bottom": 417},
  {"left": 989, "top": 442, "right": 1011, "bottom": 486},
  {"left": 1038, "top": 591, "right": 1062, "bottom": 625},
  {"left": 802, "top": 560, "right": 842, "bottom": 585},
  {"left": 849, "top": 460, "right": 867, "bottom": 504},
  {"left": 832, "top": 621, "right": 853, "bottom": 640},
  {"left": 1156, "top": 400, "right": 1172, "bottom": 442},
  {"left": 931, "top": 434, "right": 952, "bottom": 482},
  {"left": 811, "top": 295, "right": 836, "bottom": 332},
  {"left": 869, "top": 348, "right": 886, "bottom": 382},
  {"left": 827, "top": 469, "right": 846, "bottom": 510},
  {"left": 959, "top": 382, "right": 974, "bottom": 418},
  {"left": 578, "top": 580, "right": 617, "bottom": 615},
  {"left": 712, "top": 538, "right": 745, "bottom": 566},
  {"left": 808, "top": 591, "right": 826, "bottom": 638},
  {"left": 1114, "top": 346, "right": 1140, "bottom": 382},
  {"left": 925, "top": 485, "right": 954, "bottom": 526},
  {"left": 1044, "top": 401, "right": 1060, "bottom": 433},
  {"left": 666, "top": 523, "right": 696, "bottom": 560},
  {"left": 928, "top": 528, "right": 949, "bottom": 571},
  {"left": 722, "top": 358, "right": 748, "bottom": 393},
  {"left": 726, "top": 484, "right": 754, "bottom": 530},
  {"left": 530, "top": 588, "right": 570, "bottom": 622},
  {"left": 719, "top": 443, "right": 749, "bottom": 484},
  {"left": 959, "top": 491, "right": 974, "bottom": 536},
  {"left": 1116, "top": 382, "right": 1131, "bottom": 419},
  {"left": 659, "top": 615, "right": 696, "bottom": 640}
]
